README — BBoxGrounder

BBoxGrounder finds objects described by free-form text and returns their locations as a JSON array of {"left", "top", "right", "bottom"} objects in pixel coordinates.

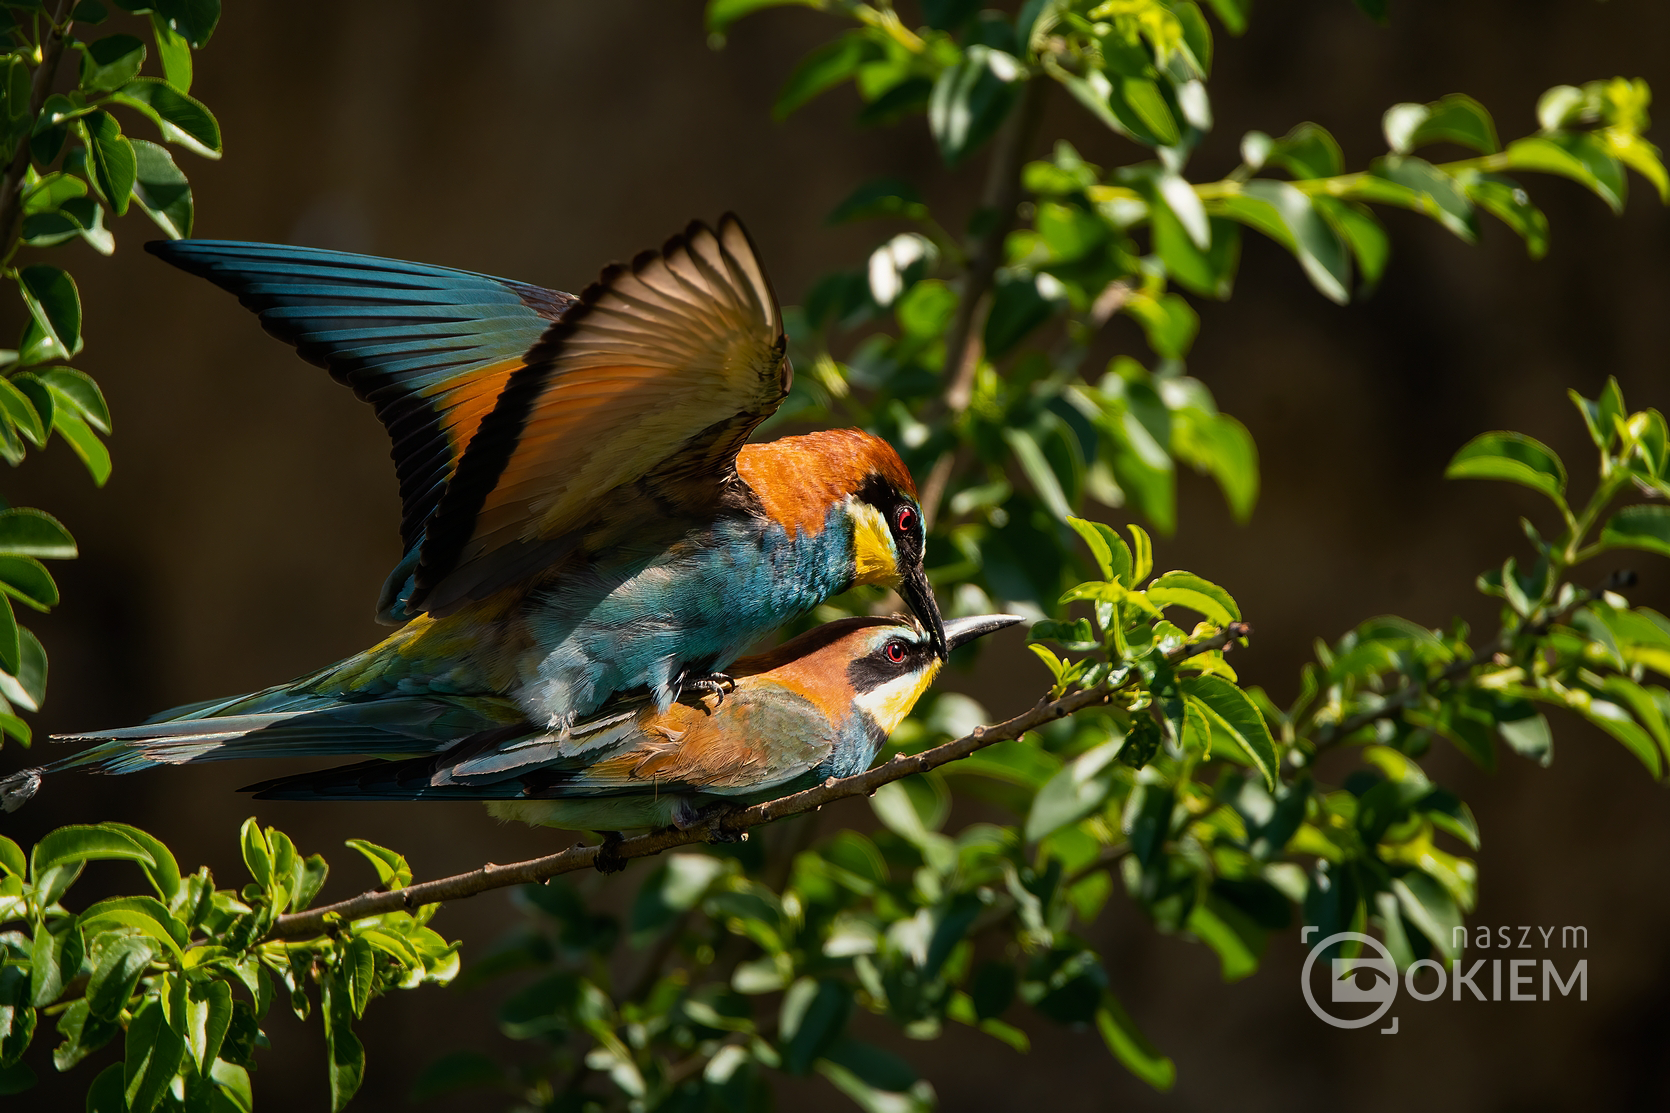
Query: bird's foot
[
  {"left": 593, "top": 830, "right": 629, "bottom": 875},
  {"left": 682, "top": 671, "right": 735, "bottom": 714},
  {"left": 675, "top": 801, "right": 745, "bottom": 843},
  {"left": 555, "top": 709, "right": 578, "bottom": 744}
]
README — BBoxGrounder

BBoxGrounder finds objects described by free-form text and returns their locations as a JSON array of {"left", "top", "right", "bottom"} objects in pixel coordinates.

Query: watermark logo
[{"left": 1299, "top": 925, "right": 1588, "bottom": 1035}]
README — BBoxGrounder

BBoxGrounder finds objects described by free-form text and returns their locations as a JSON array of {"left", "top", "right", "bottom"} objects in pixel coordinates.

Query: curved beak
[
  {"left": 897, "top": 564, "right": 948, "bottom": 659},
  {"left": 944, "top": 613, "right": 1026, "bottom": 652}
]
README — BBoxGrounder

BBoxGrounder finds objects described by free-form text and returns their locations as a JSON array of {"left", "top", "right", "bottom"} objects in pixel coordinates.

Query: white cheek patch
[{"left": 853, "top": 661, "right": 942, "bottom": 734}]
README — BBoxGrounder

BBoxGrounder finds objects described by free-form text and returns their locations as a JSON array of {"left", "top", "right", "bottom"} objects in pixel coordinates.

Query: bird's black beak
[
  {"left": 943, "top": 613, "right": 1026, "bottom": 652},
  {"left": 898, "top": 564, "right": 948, "bottom": 659}
]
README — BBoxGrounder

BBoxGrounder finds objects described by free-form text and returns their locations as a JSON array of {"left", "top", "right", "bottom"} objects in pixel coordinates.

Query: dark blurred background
[{"left": 6, "top": 1, "right": 1670, "bottom": 1109}]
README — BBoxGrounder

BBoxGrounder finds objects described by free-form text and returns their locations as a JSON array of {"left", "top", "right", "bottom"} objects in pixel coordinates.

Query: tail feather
[{"left": 3, "top": 693, "right": 527, "bottom": 809}]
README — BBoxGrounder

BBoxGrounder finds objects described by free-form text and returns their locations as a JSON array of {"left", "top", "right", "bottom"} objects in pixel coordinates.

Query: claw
[{"left": 681, "top": 671, "right": 735, "bottom": 714}]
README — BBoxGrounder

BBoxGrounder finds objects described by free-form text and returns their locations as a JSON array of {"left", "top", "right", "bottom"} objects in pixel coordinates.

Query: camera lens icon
[{"left": 1301, "top": 931, "right": 1397, "bottom": 1029}]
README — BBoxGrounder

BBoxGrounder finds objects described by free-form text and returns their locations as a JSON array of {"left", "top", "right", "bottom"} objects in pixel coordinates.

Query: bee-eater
[
  {"left": 5, "top": 615, "right": 1021, "bottom": 829},
  {"left": 0, "top": 216, "right": 949, "bottom": 812}
]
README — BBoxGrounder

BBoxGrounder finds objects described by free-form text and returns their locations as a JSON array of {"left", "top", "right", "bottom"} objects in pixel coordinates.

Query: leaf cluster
[{"left": 0, "top": 818, "right": 460, "bottom": 1109}]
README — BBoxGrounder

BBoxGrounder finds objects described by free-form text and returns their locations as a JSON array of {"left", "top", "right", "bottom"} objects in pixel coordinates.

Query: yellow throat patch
[{"left": 849, "top": 500, "right": 900, "bottom": 587}]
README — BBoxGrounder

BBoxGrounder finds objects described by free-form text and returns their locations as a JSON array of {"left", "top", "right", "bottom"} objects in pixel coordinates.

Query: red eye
[
  {"left": 894, "top": 505, "right": 917, "bottom": 534},
  {"left": 885, "top": 641, "right": 908, "bottom": 664}
]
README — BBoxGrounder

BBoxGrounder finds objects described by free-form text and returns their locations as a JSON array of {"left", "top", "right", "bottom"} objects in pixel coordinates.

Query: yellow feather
[{"left": 848, "top": 500, "right": 900, "bottom": 587}]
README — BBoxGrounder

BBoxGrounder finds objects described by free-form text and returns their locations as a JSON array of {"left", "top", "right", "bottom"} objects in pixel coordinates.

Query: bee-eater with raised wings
[
  {"left": 0, "top": 216, "right": 948, "bottom": 811},
  {"left": 9, "top": 616, "right": 1021, "bottom": 831}
]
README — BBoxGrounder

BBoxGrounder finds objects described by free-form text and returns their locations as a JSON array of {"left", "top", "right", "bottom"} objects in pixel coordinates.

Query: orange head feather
[{"left": 735, "top": 429, "right": 917, "bottom": 537}]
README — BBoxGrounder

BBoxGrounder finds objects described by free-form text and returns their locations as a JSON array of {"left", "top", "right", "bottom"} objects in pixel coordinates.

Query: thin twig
[
  {"left": 1310, "top": 572, "right": 1633, "bottom": 751},
  {"left": 265, "top": 623, "right": 1249, "bottom": 941}
]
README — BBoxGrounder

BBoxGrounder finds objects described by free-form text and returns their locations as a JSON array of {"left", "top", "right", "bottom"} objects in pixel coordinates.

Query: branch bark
[{"left": 265, "top": 622, "right": 1249, "bottom": 941}]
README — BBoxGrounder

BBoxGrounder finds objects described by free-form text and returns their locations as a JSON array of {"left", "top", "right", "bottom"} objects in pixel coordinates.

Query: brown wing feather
[{"left": 411, "top": 215, "right": 789, "bottom": 612}]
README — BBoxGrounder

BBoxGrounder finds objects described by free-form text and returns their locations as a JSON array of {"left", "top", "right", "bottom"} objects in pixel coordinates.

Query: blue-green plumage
[{"left": 0, "top": 221, "right": 953, "bottom": 816}]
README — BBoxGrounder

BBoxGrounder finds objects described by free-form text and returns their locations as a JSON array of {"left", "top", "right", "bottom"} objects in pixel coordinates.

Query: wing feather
[{"left": 412, "top": 214, "right": 789, "bottom": 612}]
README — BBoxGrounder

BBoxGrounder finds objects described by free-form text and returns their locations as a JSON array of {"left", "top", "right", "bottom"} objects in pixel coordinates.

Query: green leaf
[
  {"left": 187, "top": 979, "right": 231, "bottom": 1073},
  {"left": 1238, "top": 180, "right": 1350, "bottom": 304},
  {"left": 153, "top": 0, "right": 221, "bottom": 47},
  {"left": 1601, "top": 505, "right": 1670, "bottom": 559},
  {"left": 0, "top": 509, "right": 75, "bottom": 558},
  {"left": 1465, "top": 173, "right": 1549, "bottom": 259},
  {"left": 1121, "top": 291, "right": 1198, "bottom": 358},
  {"left": 1445, "top": 431, "right": 1567, "bottom": 504},
  {"left": 238, "top": 819, "right": 270, "bottom": 889},
  {"left": 0, "top": 626, "right": 43, "bottom": 710},
  {"left": 20, "top": 172, "right": 88, "bottom": 216},
  {"left": 1268, "top": 122, "right": 1343, "bottom": 178},
  {"left": 929, "top": 46, "right": 1021, "bottom": 166},
  {"left": 705, "top": 0, "right": 819, "bottom": 36},
  {"left": 82, "top": 111, "right": 137, "bottom": 216},
  {"left": 345, "top": 837, "right": 412, "bottom": 890},
  {"left": 1384, "top": 94, "right": 1499, "bottom": 155},
  {"left": 84, "top": 1064, "right": 123, "bottom": 1110},
  {"left": 0, "top": 836, "right": 23, "bottom": 878},
  {"left": 773, "top": 33, "right": 872, "bottom": 120},
  {"left": 1504, "top": 134, "right": 1625, "bottom": 213},
  {"left": 1128, "top": 523, "right": 1153, "bottom": 583},
  {"left": 49, "top": 408, "right": 111, "bottom": 485},
  {"left": 123, "top": 999, "right": 185, "bottom": 1113},
  {"left": 0, "top": 378, "right": 44, "bottom": 446},
  {"left": 1066, "top": 516, "right": 1131, "bottom": 583},
  {"left": 1571, "top": 378, "right": 1627, "bottom": 451},
  {"left": 1145, "top": 570, "right": 1240, "bottom": 626},
  {"left": 321, "top": 971, "right": 366, "bottom": 1112},
  {"left": 99, "top": 823, "right": 180, "bottom": 903},
  {"left": 130, "top": 138, "right": 192, "bottom": 238},
  {"left": 16, "top": 266, "right": 83, "bottom": 363},
  {"left": 149, "top": 17, "right": 192, "bottom": 92},
  {"left": 781, "top": 979, "right": 851, "bottom": 1075},
  {"left": 30, "top": 919, "right": 83, "bottom": 1006},
  {"left": 0, "top": 595, "right": 18, "bottom": 675},
  {"left": 86, "top": 935, "right": 155, "bottom": 1019},
  {"left": 1025, "top": 738, "right": 1122, "bottom": 842},
  {"left": 1119, "top": 76, "right": 1179, "bottom": 148},
  {"left": 0, "top": 555, "right": 56, "bottom": 611},
  {"left": 35, "top": 367, "right": 110, "bottom": 433},
  {"left": 31, "top": 823, "right": 155, "bottom": 876},
  {"left": 1392, "top": 872, "right": 1462, "bottom": 961},
  {"left": 1203, "top": 0, "right": 1248, "bottom": 35},
  {"left": 111, "top": 77, "right": 222, "bottom": 157},
  {"left": 1180, "top": 675, "right": 1277, "bottom": 787},
  {"left": 1372, "top": 154, "right": 1477, "bottom": 242},
  {"left": 1003, "top": 426, "right": 1073, "bottom": 521},
  {"left": 1154, "top": 207, "right": 1239, "bottom": 299},
  {"left": 79, "top": 34, "right": 146, "bottom": 93},
  {"left": 1095, "top": 992, "right": 1174, "bottom": 1091}
]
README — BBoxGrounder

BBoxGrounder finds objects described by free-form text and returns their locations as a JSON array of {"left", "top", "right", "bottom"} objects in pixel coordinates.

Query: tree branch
[{"left": 265, "top": 622, "right": 1250, "bottom": 941}]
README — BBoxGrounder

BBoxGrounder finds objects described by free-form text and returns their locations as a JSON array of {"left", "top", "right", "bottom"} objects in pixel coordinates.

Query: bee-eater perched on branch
[
  {"left": 10, "top": 616, "right": 1021, "bottom": 832},
  {"left": 0, "top": 216, "right": 950, "bottom": 813}
]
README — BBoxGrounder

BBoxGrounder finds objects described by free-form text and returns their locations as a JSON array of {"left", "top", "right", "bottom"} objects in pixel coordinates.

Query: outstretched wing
[
  {"left": 149, "top": 214, "right": 789, "bottom": 620},
  {"left": 411, "top": 214, "right": 788, "bottom": 613},
  {"left": 146, "top": 238, "right": 569, "bottom": 622}
]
